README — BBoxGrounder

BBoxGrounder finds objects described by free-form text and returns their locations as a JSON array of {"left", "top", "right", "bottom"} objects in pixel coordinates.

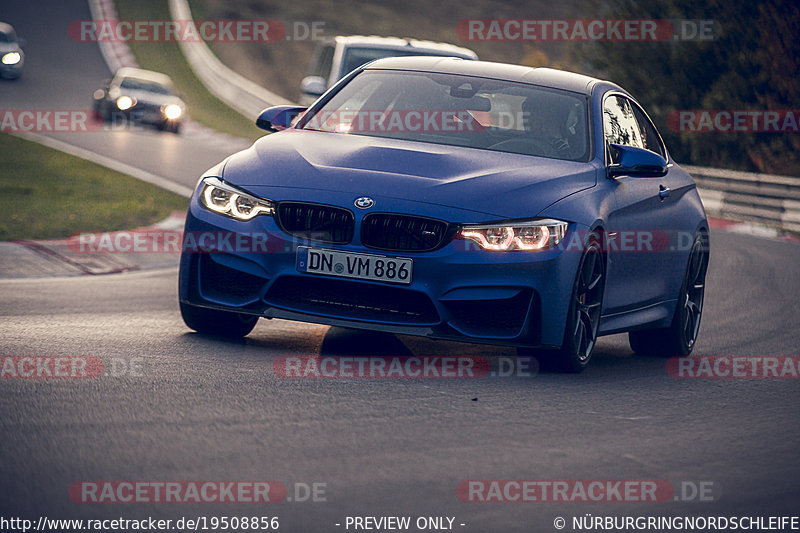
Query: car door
[{"left": 603, "top": 93, "right": 682, "bottom": 315}]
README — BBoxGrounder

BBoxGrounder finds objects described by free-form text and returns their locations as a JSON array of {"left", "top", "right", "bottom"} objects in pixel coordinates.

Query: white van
[{"left": 299, "top": 35, "right": 478, "bottom": 105}]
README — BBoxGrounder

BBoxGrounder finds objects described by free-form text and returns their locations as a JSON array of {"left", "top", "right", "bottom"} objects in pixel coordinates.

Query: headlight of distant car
[
  {"left": 1, "top": 52, "right": 21, "bottom": 65},
  {"left": 199, "top": 177, "right": 275, "bottom": 221},
  {"left": 163, "top": 104, "right": 182, "bottom": 120},
  {"left": 457, "top": 219, "right": 568, "bottom": 251},
  {"left": 116, "top": 96, "right": 135, "bottom": 110}
]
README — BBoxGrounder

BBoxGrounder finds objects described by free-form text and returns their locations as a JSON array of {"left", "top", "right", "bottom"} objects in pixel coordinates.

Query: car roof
[
  {"left": 362, "top": 56, "right": 607, "bottom": 94},
  {"left": 113, "top": 67, "right": 174, "bottom": 86},
  {"left": 0, "top": 22, "right": 18, "bottom": 39},
  {"left": 332, "top": 35, "right": 477, "bottom": 59}
]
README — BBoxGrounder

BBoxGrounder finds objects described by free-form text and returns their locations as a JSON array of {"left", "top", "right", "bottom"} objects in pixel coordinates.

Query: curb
[
  {"left": 0, "top": 212, "right": 186, "bottom": 279},
  {"left": 707, "top": 217, "right": 799, "bottom": 242}
]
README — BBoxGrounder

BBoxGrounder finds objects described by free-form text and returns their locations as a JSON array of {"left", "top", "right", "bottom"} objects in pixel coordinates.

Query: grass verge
[
  {"left": 114, "top": 0, "right": 264, "bottom": 141},
  {"left": 0, "top": 133, "right": 188, "bottom": 241}
]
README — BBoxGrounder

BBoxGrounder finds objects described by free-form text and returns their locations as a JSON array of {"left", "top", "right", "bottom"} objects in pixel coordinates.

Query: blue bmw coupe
[{"left": 178, "top": 57, "right": 709, "bottom": 372}]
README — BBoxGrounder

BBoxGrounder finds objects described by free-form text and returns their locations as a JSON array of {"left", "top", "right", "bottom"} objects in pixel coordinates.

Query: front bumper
[
  {"left": 178, "top": 195, "right": 583, "bottom": 349},
  {"left": 111, "top": 104, "right": 181, "bottom": 129},
  {"left": 0, "top": 60, "right": 23, "bottom": 79}
]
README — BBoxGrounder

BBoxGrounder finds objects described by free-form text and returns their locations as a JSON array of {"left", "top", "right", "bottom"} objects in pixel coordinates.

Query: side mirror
[
  {"left": 255, "top": 105, "right": 307, "bottom": 132},
  {"left": 300, "top": 76, "right": 326, "bottom": 98},
  {"left": 607, "top": 144, "right": 668, "bottom": 178}
]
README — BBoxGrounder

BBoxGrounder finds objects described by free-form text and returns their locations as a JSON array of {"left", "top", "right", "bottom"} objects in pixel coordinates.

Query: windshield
[
  {"left": 301, "top": 70, "right": 590, "bottom": 161},
  {"left": 340, "top": 48, "right": 468, "bottom": 79},
  {"left": 0, "top": 29, "right": 17, "bottom": 43},
  {"left": 119, "top": 77, "right": 173, "bottom": 95}
]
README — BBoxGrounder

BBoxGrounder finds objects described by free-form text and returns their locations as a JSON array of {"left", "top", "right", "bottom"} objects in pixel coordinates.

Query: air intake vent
[
  {"left": 277, "top": 202, "right": 354, "bottom": 244},
  {"left": 361, "top": 214, "right": 449, "bottom": 251},
  {"left": 266, "top": 276, "right": 440, "bottom": 324}
]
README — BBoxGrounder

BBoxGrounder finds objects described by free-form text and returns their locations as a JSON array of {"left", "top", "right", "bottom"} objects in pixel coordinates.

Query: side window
[
  {"left": 603, "top": 95, "right": 644, "bottom": 152},
  {"left": 631, "top": 103, "right": 666, "bottom": 158}
]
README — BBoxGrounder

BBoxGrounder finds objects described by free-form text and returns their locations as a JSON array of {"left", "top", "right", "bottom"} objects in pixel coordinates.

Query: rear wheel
[
  {"left": 629, "top": 233, "right": 708, "bottom": 356},
  {"left": 519, "top": 235, "right": 605, "bottom": 373},
  {"left": 180, "top": 302, "right": 258, "bottom": 338}
]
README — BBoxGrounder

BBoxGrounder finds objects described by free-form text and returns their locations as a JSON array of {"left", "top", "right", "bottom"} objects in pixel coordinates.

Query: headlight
[
  {"left": 2, "top": 52, "right": 21, "bottom": 65},
  {"left": 456, "top": 219, "right": 568, "bottom": 251},
  {"left": 163, "top": 104, "right": 182, "bottom": 120},
  {"left": 116, "top": 96, "right": 134, "bottom": 110},
  {"left": 199, "top": 177, "right": 275, "bottom": 221}
]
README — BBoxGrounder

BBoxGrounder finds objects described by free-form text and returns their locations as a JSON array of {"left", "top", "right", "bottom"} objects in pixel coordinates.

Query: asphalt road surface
[
  {"left": 0, "top": 0, "right": 242, "bottom": 190},
  {"left": 2, "top": 1, "right": 800, "bottom": 531},
  {"left": 2, "top": 232, "right": 800, "bottom": 531}
]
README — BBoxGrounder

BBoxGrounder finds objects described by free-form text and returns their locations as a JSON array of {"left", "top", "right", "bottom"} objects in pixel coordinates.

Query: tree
[{"left": 581, "top": 0, "right": 800, "bottom": 175}]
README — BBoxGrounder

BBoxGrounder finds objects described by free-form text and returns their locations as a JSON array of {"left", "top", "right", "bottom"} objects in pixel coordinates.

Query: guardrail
[
  {"left": 690, "top": 166, "right": 800, "bottom": 233},
  {"left": 167, "top": 0, "right": 294, "bottom": 118}
]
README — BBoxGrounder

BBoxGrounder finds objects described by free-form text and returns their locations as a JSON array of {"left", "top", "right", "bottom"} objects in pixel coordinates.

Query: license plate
[{"left": 296, "top": 247, "right": 413, "bottom": 284}]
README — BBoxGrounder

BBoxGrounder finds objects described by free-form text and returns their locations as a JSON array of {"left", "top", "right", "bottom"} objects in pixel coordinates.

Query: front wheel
[
  {"left": 162, "top": 121, "right": 181, "bottom": 134},
  {"left": 180, "top": 302, "right": 258, "bottom": 338},
  {"left": 519, "top": 236, "right": 605, "bottom": 373},
  {"left": 98, "top": 102, "right": 111, "bottom": 123},
  {"left": 629, "top": 233, "right": 708, "bottom": 356}
]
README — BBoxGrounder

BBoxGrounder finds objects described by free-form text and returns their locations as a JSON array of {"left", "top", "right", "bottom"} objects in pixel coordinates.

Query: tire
[
  {"left": 99, "top": 102, "right": 111, "bottom": 123},
  {"left": 628, "top": 233, "right": 708, "bottom": 356},
  {"left": 160, "top": 121, "right": 180, "bottom": 134},
  {"left": 180, "top": 301, "right": 258, "bottom": 338},
  {"left": 519, "top": 234, "right": 605, "bottom": 373}
]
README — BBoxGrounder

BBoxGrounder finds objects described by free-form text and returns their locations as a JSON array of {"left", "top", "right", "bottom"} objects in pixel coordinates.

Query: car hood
[
  {"left": 222, "top": 129, "right": 598, "bottom": 219},
  {"left": 0, "top": 43, "right": 21, "bottom": 54}
]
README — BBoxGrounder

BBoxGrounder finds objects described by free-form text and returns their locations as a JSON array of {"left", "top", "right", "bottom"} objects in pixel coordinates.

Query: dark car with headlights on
[
  {"left": 93, "top": 68, "right": 185, "bottom": 133},
  {"left": 179, "top": 57, "right": 709, "bottom": 373},
  {"left": 0, "top": 22, "right": 25, "bottom": 80}
]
